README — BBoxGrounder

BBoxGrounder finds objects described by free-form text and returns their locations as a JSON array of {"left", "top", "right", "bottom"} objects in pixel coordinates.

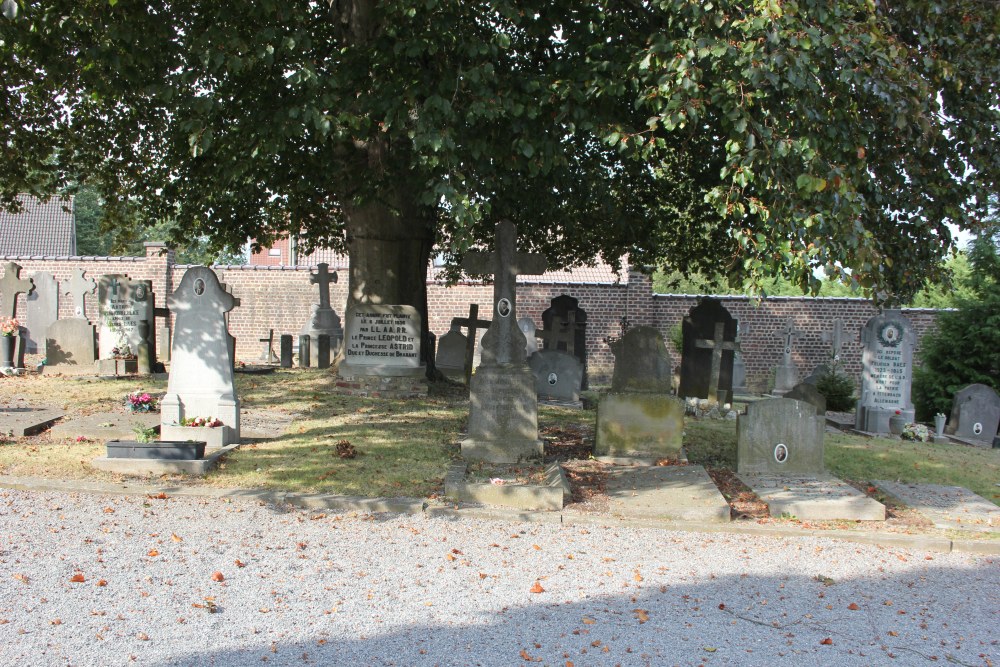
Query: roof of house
[{"left": 0, "top": 194, "right": 76, "bottom": 256}]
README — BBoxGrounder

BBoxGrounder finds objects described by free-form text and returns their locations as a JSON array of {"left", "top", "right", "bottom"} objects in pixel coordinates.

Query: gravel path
[{"left": 1, "top": 489, "right": 996, "bottom": 667}]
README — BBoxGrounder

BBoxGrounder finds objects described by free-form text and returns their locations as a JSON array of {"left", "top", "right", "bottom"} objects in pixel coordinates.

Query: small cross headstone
[
  {"left": 773, "top": 318, "right": 803, "bottom": 394},
  {"left": 518, "top": 317, "right": 538, "bottom": 356},
  {"left": 259, "top": 329, "right": 277, "bottom": 363},
  {"left": 310, "top": 263, "right": 337, "bottom": 310},
  {"left": 451, "top": 304, "right": 491, "bottom": 384},
  {"left": 300, "top": 263, "right": 343, "bottom": 366},
  {"left": 64, "top": 269, "right": 96, "bottom": 319},
  {"left": 679, "top": 298, "right": 739, "bottom": 402},
  {"left": 0, "top": 261, "right": 33, "bottom": 319},
  {"left": 460, "top": 220, "right": 548, "bottom": 463},
  {"left": 536, "top": 310, "right": 578, "bottom": 357},
  {"left": 822, "top": 318, "right": 846, "bottom": 361}
]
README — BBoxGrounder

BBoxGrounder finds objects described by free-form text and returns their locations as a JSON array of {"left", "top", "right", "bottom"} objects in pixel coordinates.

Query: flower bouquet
[
  {"left": 0, "top": 316, "right": 19, "bottom": 336},
  {"left": 126, "top": 392, "right": 157, "bottom": 413},
  {"left": 181, "top": 416, "right": 223, "bottom": 428}
]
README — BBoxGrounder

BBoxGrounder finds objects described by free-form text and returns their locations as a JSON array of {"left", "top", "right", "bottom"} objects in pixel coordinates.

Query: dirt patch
[{"left": 541, "top": 423, "right": 593, "bottom": 462}]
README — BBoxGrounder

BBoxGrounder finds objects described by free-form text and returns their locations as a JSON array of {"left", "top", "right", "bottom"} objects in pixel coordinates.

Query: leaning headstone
[
  {"left": 299, "top": 263, "right": 343, "bottom": 367},
  {"left": 25, "top": 271, "right": 58, "bottom": 354},
  {"left": 854, "top": 310, "right": 916, "bottom": 433},
  {"left": 460, "top": 220, "right": 547, "bottom": 463},
  {"left": 341, "top": 304, "right": 423, "bottom": 376},
  {"left": 435, "top": 324, "right": 468, "bottom": 380},
  {"left": 160, "top": 267, "right": 240, "bottom": 449},
  {"left": 529, "top": 349, "right": 583, "bottom": 402},
  {"left": 596, "top": 326, "right": 684, "bottom": 461},
  {"left": 946, "top": 383, "right": 1000, "bottom": 444},
  {"left": 737, "top": 397, "right": 885, "bottom": 520},
  {"left": 783, "top": 382, "right": 827, "bottom": 416},
  {"left": 540, "top": 295, "right": 588, "bottom": 388},
  {"left": 772, "top": 318, "right": 802, "bottom": 395},
  {"left": 678, "top": 298, "right": 739, "bottom": 402},
  {"left": 97, "top": 274, "right": 154, "bottom": 363}
]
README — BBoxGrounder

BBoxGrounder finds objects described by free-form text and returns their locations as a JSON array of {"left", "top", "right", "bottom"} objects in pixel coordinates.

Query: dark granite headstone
[
  {"left": 529, "top": 349, "right": 583, "bottom": 402},
  {"left": 280, "top": 334, "right": 293, "bottom": 368},
  {"left": 679, "top": 298, "right": 738, "bottom": 402},
  {"left": 946, "top": 383, "right": 1000, "bottom": 444},
  {"left": 784, "top": 382, "right": 827, "bottom": 416},
  {"left": 609, "top": 326, "right": 672, "bottom": 393}
]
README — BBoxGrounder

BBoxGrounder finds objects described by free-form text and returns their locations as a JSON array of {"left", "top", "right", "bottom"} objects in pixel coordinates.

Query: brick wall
[{"left": 2, "top": 252, "right": 944, "bottom": 388}]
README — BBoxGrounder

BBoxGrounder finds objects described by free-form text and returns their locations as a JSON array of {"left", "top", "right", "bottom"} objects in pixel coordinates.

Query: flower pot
[
  {"left": 0, "top": 335, "right": 14, "bottom": 368},
  {"left": 106, "top": 440, "right": 207, "bottom": 460},
  {"left": 888, "top": 415, "right": 906, "bottom": 436}
]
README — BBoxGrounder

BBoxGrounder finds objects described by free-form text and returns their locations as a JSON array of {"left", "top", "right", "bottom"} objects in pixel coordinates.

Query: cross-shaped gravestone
[
  {"left": 535, "top": 310, "right": 577, "bottom": 357},
  {"left": 450, "top": 303, "right": 491, "bottom": 384},
  {"left": 461, "top": 220, "right": 547, "bottom": 367},
  {"left": 695, "top": 322, "right": 741, "bottom": 402},
  {"left": 0, "top": 262, "right": 34, "bottom": 319},
  {"left": 779, "top": 318, "right": 802, "bottom": 365},
  {"left": 310, "top": 263, "right": 337, "bottom": 309},
  {"left": 64, "top": 269, "right": 96, "bottom": 318},
  {"left": 822, "top": 318, "right": 845, "bottom": 360}
]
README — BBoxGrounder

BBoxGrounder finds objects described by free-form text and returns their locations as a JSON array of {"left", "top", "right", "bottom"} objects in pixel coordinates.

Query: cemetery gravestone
[
  {"left": 731, "top": 319, "right": 748, "bottom": 396},
  {"left": 341, "top": 304, "right": 423, "bottom": 376},
  {"left": 435, "top": 324, "right": 468, "bottom": 380},
  {"left": 160, "top": 266, "right": 240, "bottom": 448},
  {"left": 772, "top": 318, "right": 802, "bottom": 395},
  {"left": 540, "top": 296, "right": 588, "bottom": 388},
  {"left": 451, "top": 304, "right": 491, "bottom": 384},
  {"left": 596, "top": 326, "right": 684, "bottom": 461},
  {"left": 97, "top": 274, "right": 155, "bottom": 365},
  {"left": 518, "top": 317, "right": 538, "bottom": 357},
  {"left": 0, "top": 262, "right": 33, "bottom": 372},
  {"left": 946, "top": 384, "right": 1000, "bottom": 444},
  {"left": 783, "top": 382, "right": 827, "bottom": 416},
  {"left": 65, "top": 269, "right": 96, "bottom": 319},
  {"left": 44, "top": 269, "right": 97, "bottom": 375},
  {"left": 678, "top": 298, "right": 738, "bottom": 402},
  {"left": 737, "top": 398, "right": 825, "bottom": 475},
  {"left": 25, "top": 271, "right": 58, "bottom": 354},
  {"left": 299, "top": 263, "right": 343, "bottom": 367},
  {"left": 529, "top": 349, "right": 583, "bottom": 403},
  {"left": 461, "top": 220, "right": 547, "bottom": 463},
  {"left": 854, "top": 310, "right": 916, "bottom": 434}
]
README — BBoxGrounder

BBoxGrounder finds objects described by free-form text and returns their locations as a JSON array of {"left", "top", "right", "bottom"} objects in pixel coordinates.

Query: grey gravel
[{"left": 0, "top": 488, "right": 997, "bottom": 667}]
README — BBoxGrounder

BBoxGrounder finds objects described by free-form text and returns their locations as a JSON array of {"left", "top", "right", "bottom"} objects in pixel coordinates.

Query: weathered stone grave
[
  {"left": 946, "top": 383, "right": 1000, "bottom": 445},
  {"left": 460, "top": 220, "right": 547, "bottom": 463},
  {"left": 783, "top": 382, "right": 826, "bottom": 415},
  {"left": 0, "top": 397, "right": 63, "bottom": 437},
  {"left": 772, "top": 318, "right": 802, "bottom": 395},
  {"left": 448, "top": 304, "right": 491, "bottom": 384},
  {"left": 0, "top": 261, "right": 33, "bottom": 372},
  {"left": 299, "top": 263, "right": 343, "bottom": 367},
  {"left": 602, "top": 466, "right": 731, "bottom": 523},
  {"left": 97, "top": 274, "right": 155, "bottom": 374},
  {"left": 529, "top": 349, "right": 583, "bottom": 403},
  {"left": 874, "top": 481, "right": 999, "bottom": 532},
  {"left": 435, "top": 324, "right": 467, "bottom": 380},
  {"left": 540, "top": 295, "right": 588, "bottom": 388},
  {"left": 25, "top": 271, "right": 57, "bottom": 354},
  {"left": 596, "top": 325, "right": 684, "bottom": 462},
  {"left": 854, "top": 310, "right": 916, "bottom": 434},
  {"left": 678, "top": 298, "right": 738, "bottom": 403},
  {"left": 518, "top": 317, "right": 538, "bottom": 357},
  {"left": 160, "top": 267, "right": 240, "bottom": 449},
  {"left": 337, "top": 303, "right": 427, "bottom": 397},
  {"left": 731, "top": 319, "right": 748, "bottom": 396},
  {"left": 44, "top": 269, "right": 97, "bottom": 376},
  {"left": 737, "top": 398, "right": 884, "bottom": 520}
]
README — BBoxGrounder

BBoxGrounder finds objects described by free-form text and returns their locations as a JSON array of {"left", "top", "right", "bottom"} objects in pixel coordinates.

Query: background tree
[{"left": 2, "top": 0, "right": 997, "bottom": 338}]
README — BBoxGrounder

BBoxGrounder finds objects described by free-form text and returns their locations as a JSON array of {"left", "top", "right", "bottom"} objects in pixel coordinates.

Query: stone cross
[
  {"left": 0, "top": 262, "right": 34, "bottom": 319},
  {"left": 695, "top": 322, "right": 741, "bottom": 402},
  {"left": 64, "top": 269, "right": 97, "bottom": 318},
  {"left": 822, "top": 318, "right": 845, "bottom": 360},
  {"left": 461, "top": 220, "right": 546, "bottom": 367},
  {"left": 450, "top": 303, "right": 491, "bottom": 384},
  {"left": 309, "top": 263, "right": 337, "bottom": 310},
  {"left": 535, "top": 310, "right": 577, "bottom": 356},
  {"left": 779, "top": 318, "right": 802, "bottom": 365}
]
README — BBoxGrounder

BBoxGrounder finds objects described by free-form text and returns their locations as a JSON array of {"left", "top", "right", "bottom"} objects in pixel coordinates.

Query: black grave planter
[{"left": 106, "top": 440, "right": 207, "bottom": 460}]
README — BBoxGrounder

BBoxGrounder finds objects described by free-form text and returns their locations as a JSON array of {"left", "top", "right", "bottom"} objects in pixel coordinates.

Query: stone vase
[
  {"left": 0, "top": 335, "right": 14, "bottom": 368},
  {"left": 888, "top": 415, "right": 907, "bottom": 436}
]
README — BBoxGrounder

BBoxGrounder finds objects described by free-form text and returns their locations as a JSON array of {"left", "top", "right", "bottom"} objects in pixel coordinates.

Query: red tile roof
[{"left": 0, "top": 194, "right": 76, "bottom": 256}]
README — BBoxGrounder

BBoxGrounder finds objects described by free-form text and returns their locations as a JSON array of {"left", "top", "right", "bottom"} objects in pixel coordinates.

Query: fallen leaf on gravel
[
  {"left": 13, "top": 574, "right": 28, "bottom": 584},
  {"left": 171, "top": 534, "right": 183, "bottom": 543},
  {"left": 582, "top": 617, "right": 596, "bottom": 625},
  {"left": 718, "top": 603, "right": 726, "bottom": 610},
  {"left": 149, "top": 493, "right": 168, "bottom": 500},
  {"left": 888, "top": 630, "right": 899, "bottom": 637},
  {"left": 103, "top": 507, "right": 115, "bottom": 514},
  {"left": 820, "top": 638, "right": 833, "bottom": 645},
  {"left": 211, "top": 571, "right": 225, "bottom": 582},
  {"left": 235, "top": 560, "right": 246, "bottom": 568},
  {"left": 815, "top": 575, "right": 835, "bottom": 586},
  {"left": 533, "top": 544, "right": 541, "bottom": 550},
  {"left": 97, "top": 580, "right": 107, "bottom": 587},
  {"left": 634, "top": 572, "right": 643, "bottom": 582},
  {"left": 137, "top": 632, "right": 149, "bottom": 641},
  {"left": 530, "top": 581, "right": 545, "bottom": 594},
  {"left": 446, "top": 553, "right": 456, "bottom": 562},
  {"left": 148, "top": 549, "right": 159, "bottom": 557},
  {"left": 848, "top": 603, "right": 859, "bottom": 610},
  {"left": 478, "top": 573, "right": 487, "bottom": 579},
  {"left": 704, "top": 647, "right": 717, "bottom": 652},
  {"left": 70, "top": 573, "right": 85, "bottom": 583},
  {"left": 633, "top": 609, "right": 649, "bottom": 623},
  {"left": 51, "top": 619, "right": 62, "bottom": 625}
]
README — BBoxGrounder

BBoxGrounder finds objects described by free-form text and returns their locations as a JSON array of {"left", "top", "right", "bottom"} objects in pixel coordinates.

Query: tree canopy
[{"left": 2, "top": 0, "right": 998, "bottom": 309}]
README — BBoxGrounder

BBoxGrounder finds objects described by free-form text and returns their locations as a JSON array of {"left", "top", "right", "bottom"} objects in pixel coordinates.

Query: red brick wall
[{"left": 2, "top": 252, "right": 944, "bottom": 388}]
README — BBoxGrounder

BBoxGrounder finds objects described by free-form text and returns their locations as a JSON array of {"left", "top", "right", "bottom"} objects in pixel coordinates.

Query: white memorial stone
[{"left": 341, "top": 304, "right": 423, "bottom": 376}]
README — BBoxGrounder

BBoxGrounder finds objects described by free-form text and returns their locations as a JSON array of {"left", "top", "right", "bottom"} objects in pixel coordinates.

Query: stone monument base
[
  {"left": 334, "top": 372, "right": 429, "bottom": 399},
  {"left": 855, "top": 405, "right": 915, "bottom": 434},
  {"left": 596, "top": 393, "right": 684, "bottom": 460},
  {"left": 461, "top": 366, "right": 543, "bottom": 463}
]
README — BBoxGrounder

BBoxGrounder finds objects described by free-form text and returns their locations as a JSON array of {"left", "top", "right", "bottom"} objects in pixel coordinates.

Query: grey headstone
[
  {"left": 854, "top": 311, "right": 915, "bottom": 433},
  {"left": 25, "top": 271, "right": 57, "bottom": 354},
  {"left": 803, "top": 363, "right": 830, "bottom": 385},
  {"left": 435, "top": 326, "right": 468, "bottom": 380},
  {"left": 299, "top": 263, "right": 343, "bottom": 367},
  {"left": 610, "top": 325, "right": 672, "bottom": 393},
  {"left": 518, "top": 317, "right": 538, "bottom": 356},
  {"left": 317, "top": 334, "right": 331, "bottom": 368},
  {"left": 679, "top": 298, "right": 738, "bottom": 401},
  {"left": 160, "top": 267, "right": 240, "bottom": 448},
  {"left": 299, "top": 334, "right": 311, "bottom": 368},
  {"left": 596, "top": 394, "right": 685, "bottom": 460},
  {"left": 341, "top": 304, "right": 423, "bottom": 376},
  {"left": 946, "top": 383, "right": 1000, "bottom": 443},
  {"left": 97, "top": 274, "right": 154, "bottom": 360},
  {"left": 64, "top": 269, "right": 96, "bottom": 319},
  {"left": 540, "top": 295, "right": 588, "bottom": 388},
  {"left": 529, "top": 349, "right": 583, "bottom": 402},
  {"left": 784, "top": 382, "right": 827, "bottom": 415},
  {"left": 772, "top": 318, "right": 802, "bottom": 394},
  {"left": 737, "top": 398, "right": 825, "bottom": 475},
  {"left": 0, "top": 261, "right": 33, "bottom": 319}
]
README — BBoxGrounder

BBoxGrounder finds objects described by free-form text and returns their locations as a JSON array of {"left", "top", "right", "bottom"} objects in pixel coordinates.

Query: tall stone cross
[
  {"left": 0, "top": 262, "right": 34, "bottom": 319},
  {"left": 64, "top": 269, "right": 97, "bottom": 319},
  {"left": 310, "top": 263, "right": 337, "bottom": 309},
  {"left": 450, "top": 303, "right": 491, "bottom": 384},
  {"left": 822, "top": 318, "right": 845, "bottom": 360},
  {"left": 695, "top": 322, "right": 741, "bottom": 402},
  {"left": 461, "top": 220, "right": 547, "bottom": 367},
  {"left": 779, "top": 317, "right": 802, "bottom": 365}
]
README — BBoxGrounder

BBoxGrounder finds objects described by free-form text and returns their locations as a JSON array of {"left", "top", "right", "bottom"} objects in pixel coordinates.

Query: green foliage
[
  {"left": 1, "top": 1, "right": 997, "bottom": 306},
  {"left": 816, "top": 369, "right": 856, "bottom": 412},
  {"left": 668, "top": 323, "right": 684, "bottom": 356},
  {"left": 913, "top": 225, "right": 1000, "bottom": 420}
]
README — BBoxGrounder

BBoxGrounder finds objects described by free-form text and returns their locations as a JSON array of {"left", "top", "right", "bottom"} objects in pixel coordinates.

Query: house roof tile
[{"left": 0, "top": 194, "right": 76, "bottom": 256}]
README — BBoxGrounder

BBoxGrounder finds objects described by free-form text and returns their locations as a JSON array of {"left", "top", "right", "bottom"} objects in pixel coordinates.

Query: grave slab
[
  {"left": 738, "top": 473, "right": 886, "bottom": 521},
  {"left": 444, "top": 461, "right": 570, "bottom": 511},
  {"left": 0, "top": 406, "right": 64, "bottom": 437},
  {"left": 874, "top": 480, "right": 999, "bottom": 533},
  {"left": 604, "top": 465, "right": 730, "bottom": 523},
  {"left": 49, "top": 411, "right": 160, "bottom": 441},
  {"left": 91, "top": 443, "right": 239, "bottom": 476}
]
